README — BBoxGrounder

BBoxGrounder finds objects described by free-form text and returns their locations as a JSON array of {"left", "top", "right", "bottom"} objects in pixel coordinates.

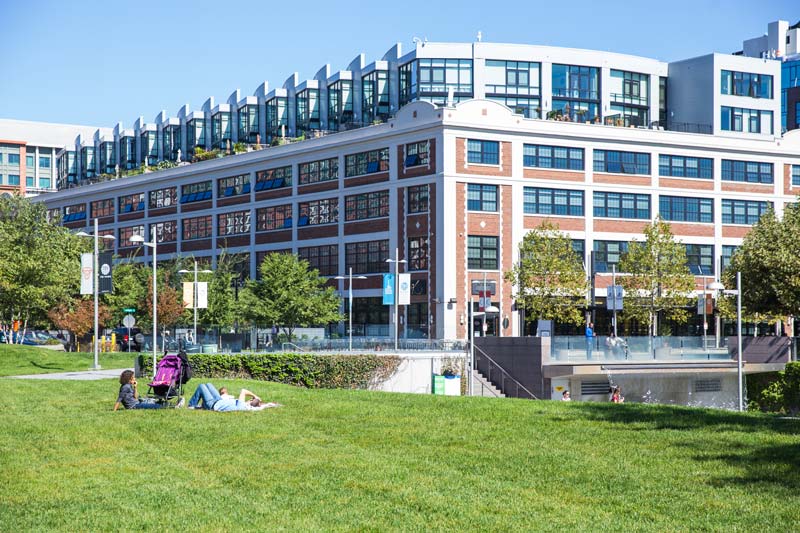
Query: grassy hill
[
  {"left": 0, "top": 363, "right": 798, "bottom": 530},
  {"left": 0, "top": 344, "right": 137, "bottom": 376}
]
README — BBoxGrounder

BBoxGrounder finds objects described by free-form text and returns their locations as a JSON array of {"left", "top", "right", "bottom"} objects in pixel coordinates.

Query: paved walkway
[{"left": 7, "top": 368, "right": 130, "bottom": 380}]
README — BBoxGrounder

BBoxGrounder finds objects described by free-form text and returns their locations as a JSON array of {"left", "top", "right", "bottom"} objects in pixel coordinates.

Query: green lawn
[
  {"left": 0, "top": 344, "right": 137, "bottom": 376},
  {"left": 0, "top": 350, "right": 798, "bottom": 530}
]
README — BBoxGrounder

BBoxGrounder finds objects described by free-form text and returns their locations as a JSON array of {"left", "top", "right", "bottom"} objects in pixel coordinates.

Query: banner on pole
[
  {"left": 607, "top": 285, "right": 624, "bottom": 311},
  {"left": 80, "top": 253, "right": 93, "bottom": 295},
  {"left": 382, "top": 274, "right": 395, "bottom": 305},
  {"left": 197, "top": 282, "right": 208, "bottom": 309},
  {"left": 182, "top": 282, "right": 193, "bottom": 308},
  {"left": 98, "top": 252, "right": 113, "bottom": 294},
  {"left": 398, "top": 274, "right": 411, "bottom": 305}
]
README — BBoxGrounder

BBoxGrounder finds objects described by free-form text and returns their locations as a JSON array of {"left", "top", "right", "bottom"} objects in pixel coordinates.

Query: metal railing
[
  {"left": 550, "top": 335, "right": 732, "bottom": 362},
  {"left": 666, "top": 120, "right": 713, "bottom": 135},
  {"left": 471, "top": 342, "right": 538, "bottom": 399}
]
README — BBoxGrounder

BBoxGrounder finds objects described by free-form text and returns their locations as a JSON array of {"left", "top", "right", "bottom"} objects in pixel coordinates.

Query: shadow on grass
[
  {"left": 30, "top": 361, "right": 66, "bottom": 371},
  {"left": 692, "top": 442, "right": 800, "bottom": 490}
]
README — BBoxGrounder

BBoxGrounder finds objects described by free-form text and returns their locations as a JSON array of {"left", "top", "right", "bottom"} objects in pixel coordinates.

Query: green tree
[
  {"left": 504, "top": 221, "right": 588, "bottom": 327},
  {"left": 237, "top": 252, "right": 341, "bottom": 342},
  {"left": 618, "top": 218, "right": 695, "bottom": 336},
  {"left": 101, "top": 261, "right": 148, "bottom": 327}
]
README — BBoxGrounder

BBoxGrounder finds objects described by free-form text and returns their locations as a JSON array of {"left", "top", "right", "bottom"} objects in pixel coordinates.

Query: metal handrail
[
  {"left": 470, "top": 342, "right": 538, "bottom": 399},
  {"left": 281, "top": 342, "right": 305, "bottom": 352}
]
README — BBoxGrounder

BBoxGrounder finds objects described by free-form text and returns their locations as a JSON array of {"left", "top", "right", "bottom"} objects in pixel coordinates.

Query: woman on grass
[{"left": 113, "top": 370, "right": 165, "bottom": 410}]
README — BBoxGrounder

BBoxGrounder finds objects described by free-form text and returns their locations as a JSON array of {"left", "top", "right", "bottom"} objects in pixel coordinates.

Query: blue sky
[{"left": 0, "top": 0, "right": 796, "bottom": 127}]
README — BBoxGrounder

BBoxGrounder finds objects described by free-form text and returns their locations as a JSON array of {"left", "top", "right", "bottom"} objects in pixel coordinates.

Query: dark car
[{"left": 115, "top": 327, "right": 144, "bottom": 352}]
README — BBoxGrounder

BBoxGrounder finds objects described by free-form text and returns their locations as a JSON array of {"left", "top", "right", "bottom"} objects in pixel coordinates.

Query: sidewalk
[{"left": 7, "top": 368, "right": 130, "bottom": 381}]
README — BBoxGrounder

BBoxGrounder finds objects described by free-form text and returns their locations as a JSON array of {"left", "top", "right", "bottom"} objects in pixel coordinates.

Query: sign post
[{"left": 122, "top": 314, "right": 136, "bottom": 353}]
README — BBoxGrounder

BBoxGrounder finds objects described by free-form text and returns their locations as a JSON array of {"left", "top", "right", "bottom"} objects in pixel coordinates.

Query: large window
[
  {"left": 721, "top": 106, "right": 773, "bottom": 134},
  {"left": 118, "top": 225, "right": 144, "bottom": 247},
  {"left": 265, "top": 96, "right": 288, "bottom": 141},
  {"left": 299, "top": 157, "right": 338, "bottom": 185},
  {"left": 659, "top": 196, "right": 713, "bottom": 223},
  {"left": 551, "top": 64, "right": 600, "bottom": 121},
  {"left": 721, "top": 199, "right": 771, "bottom": 224},
  {"left": 793, "top": 165, "right": 800, "bottom": 186},
  {"left": 345, "top": 240, "right": 390, "bottom": 274},
  {"left": 139, "top": 131, "right": 158, "bottom": 166},
  {"left": 523, "top": 144, "right": 584, "bottom": 170},
  {"left": 467, "top": 184, "right": 498, "bottom": 212},
  {"left": 468, "top": 236, "right": 498, "bottom": 270},
  {"left": 407, "top": 236, "right": 429, "bottom": 271},
  {"left": 152, "top": 221, "right": 177, "bottom": 243},
  {"left": 149, "top": 187, "right": 177, "bottom": 209},
  {"left": 484, "top": 60, "right": 541, "bottom": 118},
  {"left": 593, "top": 241, "right": 628, "bottom": 273},
  {"left": 593, "top": 192, "right": 650, "bottom": 219},
  {"left": 721, "top": 160, "right": 773, "bottom": 184},
  {"left": 237, "top": 104, "right": 260, "bottom": 143},
  {"left": 119, "top": 193, "right": 145, "bottom": 213},
  {"left": 327, "top": 80, "right": 354, "bottom": 131},
  {"left": 721, "top": 245, "right": 739, "bottom": 272},
  {"left": 345, "top": 190, "right": 389, "bottom": 221},
  {"left": 295, "top": 88, "right": 320, "bottom": 135},
  {"left": 183, "top": 215, "right": 212, "bottom": 240},
  {"left": 362, "top": 69, "right": 391, "bottom": 123},
  {"left": 404, "top": 140, "right": 430, "bottom": 168},
  {"left": 63, "top": 203, "right": 86, "bottom": 222},
  {"left": 298, "top": 198, "right": 338, "bottom": 226},
  {"left": 181, "top": 181, "right": 213, "bottom": 203},
  {"left": 658, "top": 155, "right": 713, "bottom": 179},
  {"left": 255, "top": 165, "right": 292, "bottom": 191},
  {"left": 91, "top": 199, "right": 114, "bottom": 218},
  {"left": 186, "top": 118, "right": 206, "bottom": 151},
  {"left": 256, "top": 204, "right": 292, "bottom": 231},
  {"left": 162, "top": 124, "right": 181, "bottom": 161},
  {"left": 217, "top": 210, "right": 251, "bottom": 236},
  {"left": 594, "top": 150, "right": 650, "bottom": 175},
  {"left": 523, "top": 187, "right": 584, "bottom": 216},
  {"left": 218, "top": 174, "right": 251, "bottom": 197},
  {"left": 8, "top": 153, "right": 20, "bottom": 164},
  {"left": 467, "top": 140, "right": 499, "bottom": 165},
  {"left": 721, "top": 70, "right": 773, "bottom": 99},
  {"left": 609, "top": 70, "right": 650, "bottom": 126},
  {"left": 345, "top": 147, "right": 389, "bottom": 177},
  {"left": 399, "top": 59, "right": 473, "bottom": 107},
  {"left": 685, "top": 244, "right": 714, "bottom": 275},
  {"left": 298, "top": 244, "right": 338, "bottom": 276},
  {"left": 211, "top": 110, "right": 231, "bottom": 150}
]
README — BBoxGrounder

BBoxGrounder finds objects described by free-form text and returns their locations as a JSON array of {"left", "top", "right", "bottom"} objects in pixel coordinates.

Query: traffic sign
[
  {"left": 122, "top": 315, "right": 136, "bottom": 328},
  {"left": 123, "top": 308, "right": 136, "bottom": 313}
]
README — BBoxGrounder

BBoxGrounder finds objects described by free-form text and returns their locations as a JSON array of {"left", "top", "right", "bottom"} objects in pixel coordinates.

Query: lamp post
[
  {"left": 178, "top": 260, "right": 213, "bottom": 345},
  {"left": 718, "top": 273, "right": 744, "bottom": 412},
  {"left": 76, "top": 218, "right": 115, "bottom": 371},
  {"left": 385, "top": 248, "right": 407, "bottom": 351},
  {"left": 335, "top": 267, "right": 367, "bottom": 351},
  {"left": 131, "top": 228, "right": 157, "bottom": 376},
  {"left": 707, "top": 279, "right": 725, "bottom": 349}
]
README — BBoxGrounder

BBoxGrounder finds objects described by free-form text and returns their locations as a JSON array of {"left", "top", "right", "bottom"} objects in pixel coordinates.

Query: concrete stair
[{"left": 471, "top": 370, "right": 505, "bottom": 398}]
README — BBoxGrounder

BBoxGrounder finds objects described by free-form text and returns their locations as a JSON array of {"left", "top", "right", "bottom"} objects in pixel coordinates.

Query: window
[
  {"left": 297, "top": 198, "right": 338, "bottom": 226},
  {"left": 256, "top": 204, "right": 292, "bottom": 231},
  {"left": 299, "top": 157, "right": 338, "bottom": 185},
  {"left": 721, "top": 199, "right": 771, "bottom": 224},
  {"left": 345, "top": 190, "right": 389, "bottom": 221},
  {"left": 551, "top": 64, "right": 601, "bottom": 121},
  {"left": 523, "top": 187, "right": 584, "bottom": 216},
  {"left": 361, "top": 69, "right": 391, "bottom": 123},
  {"left": 345, "top": 240, "right": 390, "bottom": 274},
  {"left": 593, "top": 192, "right": 650, "bottom": 219},
  {"left": 39, "top": 177, "right": 50, "bottom": 188},
  {"left": 181, "top": 181, "right": 213, "bottom": 203},
  {"left": 659, "top": 196, "right": 713, "bottom": 223},
  {"left": 721, "top": 245, "right": 738, "bottom": 272},
  {"left": 26, "top": 155, "right": 34, "bottom": 167},
  {"left": 721, "top": 160, "right": 773, "bottom": 184},
  {"left": 218, "top": 174, "right": 251, "bottom": 197},
  {"left": 399, "top": 58, "right": 473, "bottom": 106},
  {"left": 721, "top": 107, "right": 773, "bottom": 134},
  {"left": 118, "top": 225, "right": 144, "bottom": 247},
  {"left": 218, "top": 210, "right": 251, "bottom": 236},
  {"left": 467, "top": 184, "right": 498, "bottom": 211},
  {"left": 298, "top": 245, "right": 338, "bottom": 276},
  {"left": 792, "top": 165, "right": 800, "bottom": 186},
  {"left": 39, "top": 156, "right": 50, "bottom": 168},
  {"left": 484, "top": 60, "right": 542, "bottom": 118},
  {"left": 46, "top": 208, "right": 60, "bottom": 223},
  {"left": 468, "top": 236, "right": 498, "bottom": 269},
  {"left": 345, "top": 147, "right": 389, "bottom": 177},
  {"left": 594, "top": 150, "right": 650, "bottom": 175},
  {"left": 63, "top": 203, "right": 86, "bottom": 222},
  {"left": 26, "top": 176, "right": 34, "bottom": 187},
  {"left": 8, "top": 154, "right": 20, "bottom": 164},
  {"left": 8, "top": 174, "right": 20, "bottom": 185},
  {"left": 408, "top": 184, "right": 429, "bottom": 213},
  {"left": 685, "top": 244, "right": 714, "bottom": 275},
  {"left": 720, "top": 70, "right": 773, "bottom": 98},
  {"left": 183, "top": 215, "right": 212, "bottom": 240},
  {"left": 405, "top": 141, "right": 430, "bottom": 167},
  {"left": 152, "top": 221, "right": 177, "bottom": 243},
  {"left": 119, "top": 193, "right": 145, "bottom": 213},
  {"left": 572, "top": 239, "right": 585, "bottom": 262},
  {"left": 408, "top": 237, "right": 429, "bottom": 270},
  {"left": 149, "top": 187, "right": 177, "bottom": 209},
  {"left": 467, "top": 140, "right": 499, "bottom": 165},
  {"left": 523, "top": 144, "right": 584, "bottom": 170},
  {"left": 91, "top": 199, "right": 114, "bottom": 218},
  {"left": 255, "top": 165, "right": 292, "bottom": 191},
  {"left": 592, "top": 241, "right": 628, "bottom": 273},
  {"left": 658, "top": 155, "right": 713, "bottom": 179}
]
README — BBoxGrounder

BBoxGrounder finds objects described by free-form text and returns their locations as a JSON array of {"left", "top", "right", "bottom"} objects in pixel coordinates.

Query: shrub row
[
  {"left": 747, "top": 362, "right": 800, "bottom": 415},
  {"left": 139, "top": 352, "right": 401, "bottom": 390}
]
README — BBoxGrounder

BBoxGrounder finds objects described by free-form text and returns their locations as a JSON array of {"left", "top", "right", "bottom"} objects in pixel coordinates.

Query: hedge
[
  {"left": 139, "top": 352, "right": 401, "bottom": 390},
  {"left": 747, "top": 362, "right": 800, "bottom": 415}
]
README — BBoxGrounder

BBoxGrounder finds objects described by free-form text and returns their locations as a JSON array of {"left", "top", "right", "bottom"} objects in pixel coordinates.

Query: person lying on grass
[
  {"left": 113, "top": 370, "right": 164, "bottom": 410},
  {"left": 184, "top": 382, "right": 280, "bottom": 412}
]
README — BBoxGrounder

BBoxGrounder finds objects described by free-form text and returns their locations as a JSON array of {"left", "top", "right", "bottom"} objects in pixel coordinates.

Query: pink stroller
[{"left": 146, "top": 353, "right": 187, "bottom": 406}]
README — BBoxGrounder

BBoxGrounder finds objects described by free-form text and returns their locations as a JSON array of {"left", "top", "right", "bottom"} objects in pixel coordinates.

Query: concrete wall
[
  {"left": 728, "top": 336, "right": 791, "bottom": 364},
  {"left": 473, "top": 336, "right": 546, "bottom": 398},
  {"left": 375, "top": 353, "right": 467, "bottom": 395}
]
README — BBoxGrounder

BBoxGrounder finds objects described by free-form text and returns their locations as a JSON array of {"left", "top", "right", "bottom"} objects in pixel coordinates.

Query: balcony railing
[
  {"left": 610, "top": 92, "right": 649, "bottom": 106},
  {"left": 550, "top": 335, "right": 732, "bottom": 363},
  {"left": 552, "top": 88, "right": 599, "bottom": 100}
]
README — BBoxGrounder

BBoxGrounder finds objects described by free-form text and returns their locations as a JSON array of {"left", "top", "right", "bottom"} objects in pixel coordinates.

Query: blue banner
[{"left": 382, "top": 273, "right": 395, "bottom": 305}]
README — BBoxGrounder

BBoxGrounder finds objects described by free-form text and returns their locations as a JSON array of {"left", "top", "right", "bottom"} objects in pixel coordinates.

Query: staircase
[{"left": 471, "top": 369, "right": 505, "bottom": 398}]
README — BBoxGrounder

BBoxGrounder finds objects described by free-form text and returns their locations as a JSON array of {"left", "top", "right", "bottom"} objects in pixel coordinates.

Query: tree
[
  {"left": 198, "top": 253, "right": 236, "bottom": 331},
  {"left": 618, "top": 218, "right": 695, "bottom": 336},
  {"left": 237, "top": 252, "right": 341, "bottom": 342},
  {"left": 48, "top": 297, "right": 111, "bottom": 351},
  {"left": 101, "top": 261, "right": 148, "bottom": 327},
  {"left": 144, "top": 272, "right": 186, "bottom": 335},
  {"left": 504, "top": 221, "right": 588, "bottom": 327}
]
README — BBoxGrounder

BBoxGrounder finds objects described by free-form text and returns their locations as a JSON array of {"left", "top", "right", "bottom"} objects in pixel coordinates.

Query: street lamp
[
  {"left": 468, "top": 295, "right": 499, "bottom": 396},
  {"left": 335, "top": 267, "right": 367, "bottom": 351},
  {"left": 706, "top": 279, "right": 725, "bottom": 349},
  {"left": 178, "top": 260, "right": 213, "bottom": 346},
  {"left": 76, "top": 218, "right": 115, "bottom": 371},
  {"left": 131, "top": 228, "right": 157, "bottom": 376},
  {"left": 718, "top": 272, "right": 743, "bottom": 412},
  {"left": 385, "top": 248, "right": 407, "bottom": 351}
]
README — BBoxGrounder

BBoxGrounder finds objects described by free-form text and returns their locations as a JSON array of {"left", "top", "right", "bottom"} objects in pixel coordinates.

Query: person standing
[{"left": 585, "top": 322, "right": 594, "bottom": 360}]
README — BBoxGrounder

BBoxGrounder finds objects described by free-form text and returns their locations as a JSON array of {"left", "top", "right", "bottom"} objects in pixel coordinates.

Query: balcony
[
  {"left": 610, "top": 92, "right": 648, "bottom": 106},
  {"left": 549, "top": 335, "right": 732, "bottom": 363}
]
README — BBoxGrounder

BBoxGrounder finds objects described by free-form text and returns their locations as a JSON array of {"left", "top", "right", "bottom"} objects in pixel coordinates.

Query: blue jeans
[
  {"left": 188, "top": 383, "right": 220, "bottom": 409},
  {"left": 586, "top": 338, "right": 593, "bottom": 360},
  {"left": 133, "top": 399, "right": 163, "bottom": 409}
]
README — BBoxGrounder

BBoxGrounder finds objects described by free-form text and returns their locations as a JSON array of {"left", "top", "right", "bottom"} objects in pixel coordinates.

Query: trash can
[
  {"left": 432, "top": 374, "right": 446, "bottom": 395},
  {"left": 444, "top": 375, "right": 462, "bottom": 396},
  {"left": 202, "top": 344, "right": 218, "bottom": 354}
]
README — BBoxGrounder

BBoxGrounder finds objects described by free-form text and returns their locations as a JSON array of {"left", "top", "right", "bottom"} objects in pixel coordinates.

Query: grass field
[
  {"left": 0, "top": 344, "right": 137, "bottom": 376},
  {"left": 1, "top": 347, "right": 798, "bottom": 531}
]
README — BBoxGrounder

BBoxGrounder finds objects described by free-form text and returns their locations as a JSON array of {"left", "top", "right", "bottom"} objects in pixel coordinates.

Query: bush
[
  {"left": 140, "top": 352, "right": 400, "bottom": 390},
  {"left": 747, "top": 362, "right": 800, "bottom": 415}
]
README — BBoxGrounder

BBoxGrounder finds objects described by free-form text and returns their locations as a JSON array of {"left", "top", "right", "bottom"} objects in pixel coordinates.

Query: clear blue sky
[{"left": 0, "top": 0, "right": 796, "bottom": 127}]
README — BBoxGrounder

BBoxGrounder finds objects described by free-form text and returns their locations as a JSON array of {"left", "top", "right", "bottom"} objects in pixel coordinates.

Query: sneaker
[{"left": 176, "top": 397, "right": 186, "bottom": 408}]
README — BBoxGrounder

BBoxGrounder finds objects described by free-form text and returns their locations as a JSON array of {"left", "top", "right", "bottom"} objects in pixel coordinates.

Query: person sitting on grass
[
  {"left": 185, "top": 382, "right": 278, "bottom": 412},
  {"left": 113, "top": 370, "right": 164, "bottom": 410}
]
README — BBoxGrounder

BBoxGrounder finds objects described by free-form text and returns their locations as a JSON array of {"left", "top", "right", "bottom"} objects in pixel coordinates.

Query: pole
[
  {"left": 152, "top": 226, "right": 157, "bottom": 376},
  {"left": 394, "top": 247, "right": 399, "bottom": 351},
  {"left": 482, "top": 272, "right": 488, "bottom": 338},
  {"left": 469, "top": 296, "right": 474, "bottom": 396},
  {"left": 348, "top": 267, "right": 354, "bottom": 352},
  {"left": 737, "top": 271, "right": 743, "bottom": 412},
  {"left": 92, "top": 218, "right": 100, "bottom": 370},
  {"left": 193, "top": 260, "right": 198, "bottom": 343},
  {"left": 702, "top": 278, "right": 707, "bottom": 352},
  {"left": 611, "top": 265, "right": 617, "bottom": 336}
]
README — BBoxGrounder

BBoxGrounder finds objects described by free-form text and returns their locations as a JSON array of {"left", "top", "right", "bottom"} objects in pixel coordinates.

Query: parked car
[{"left": 115, "top": 327, "right": 144, "bottom": 352}]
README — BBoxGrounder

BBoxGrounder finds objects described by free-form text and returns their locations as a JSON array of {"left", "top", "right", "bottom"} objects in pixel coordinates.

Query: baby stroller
[{"left": 146, "top": 351, "right": 192, "bottom": 406}]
